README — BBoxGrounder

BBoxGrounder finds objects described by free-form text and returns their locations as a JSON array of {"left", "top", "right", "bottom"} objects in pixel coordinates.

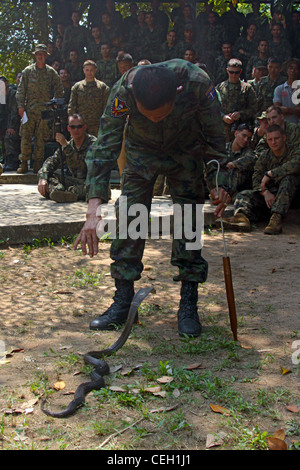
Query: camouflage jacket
[
  {"left": 16, "top": 63, "right": 64, "bottom": 113},
  {"left": 255, "top": 121, "right": 300, "bottom": 155},
  {"left": 38, "top": 133, "right": 96, "bottom": 181},
  {"left": 226, "top": 142, "right": 257, "bottom": 171},
  {"left": 96, "top": 59, "right": 119, "bottom": 88},
  {"left": 62, "top": 24, "right": 89, "bottom": 60},
  {"left": 85, "top": 59, "right": 230, "bottom": 202},
  {"left": 216, "top": 79, "right": 258, "bottom": 122},
  {"left": 256, "top": 74, "right": 286, "bottom": 115},
  {"left": 68, "top": 79, "right": 110, "bottom": 135},
  {"left": 252, "top": 144, "right": 300, "bottom": 190}
]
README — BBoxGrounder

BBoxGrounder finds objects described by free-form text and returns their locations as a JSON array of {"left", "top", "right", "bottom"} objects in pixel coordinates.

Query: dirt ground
[{"left": 0, "top": 213, "right": 300, "bottom": 451}]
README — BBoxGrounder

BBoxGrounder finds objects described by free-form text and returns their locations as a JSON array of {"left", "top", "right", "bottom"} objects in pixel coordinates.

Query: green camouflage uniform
[
  {"left": 64, "top": 61, "right": 84, "bottom": 86},
  {"left": 255, "top": 121, "right": 300, "bottom": 155},
  {"left": 38, "top": 133, "right": 96, "bottom": 200},
  {"left": 233, "top": 37, "right": 259, "bottom": 67},
  {"left": 216, "top": 79, "right": 258, "bottom": 141},
  {"left": 85, "top": 59, "right": 230, "bottom": 282},
  {"left": 62, "top": 24, "right": 89, "bottom": 62},
  {"left": 269, "top": 38, "right": 292, "bottom": 65},
  {"left": 160, "top": 42, "right": 179, "bottom": 61},
  {"left": 234, "top": 145, "right": 300, "bottom": 220},
  {"left": 140, "top": 25, "right": 165, "bottom": 63},
  {"left": 213, "top": 55, "right": 231, "bottom": 86},
  {"left": 16, "top": 63, "right": 64, "bottom": 168},
  {"left": 4, "top": 86, "right": 21, "bottom": 171},
  {"left": 200, "top": 24, "right": 226, "bottom": 72},
  {"left": 226, "top": 141, "right": 257, "bottom": 197},
  {"left": 86, "top": 40, "right": 103, "bottom": 62},
  {"left": 68, "top": 79, "right": 110, "bottom": 137},
  {"left": 96, "top": 59, "right": 119, "bottom": 88},
  {"left": 256, "top": 74, "right": 286, "bottom": 115}
]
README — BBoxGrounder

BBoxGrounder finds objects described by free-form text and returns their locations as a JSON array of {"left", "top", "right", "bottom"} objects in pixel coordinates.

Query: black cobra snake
[{"left": 41, "top": 287, "right": 154, "bottom": 418}]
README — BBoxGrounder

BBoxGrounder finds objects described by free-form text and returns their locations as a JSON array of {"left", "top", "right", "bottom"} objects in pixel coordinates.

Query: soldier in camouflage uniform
[
  {"left": 225, "top": 123, "right": 256, "bottom": 199},
  {"left": 64, "top": 50, "right": 84, "bottom": 86},
  {"left": 255, "top": 105, "right": 300, "bottom": 154},
  {"left": 61, "top": 10, "right": 89, "bottom": 62},
  {"left": 233, "top": 23, "right": 259, "bottom": 74},
  {"left": 256, "top": 58, "right": 286, "bottom": 116},
  {"left": 140, "top": 12, "right": 165, "bottom": 63},
  {"left": 245, "top": 39, "right": 270, "bottom": 80},
  {"left": 68, "top": 60, "right": 110, "bottom": 137},
  {"left": 160, "top": 30, "right": 178, "bottom": 61},
  {"left": 87, "top": 25, "right": 103, "bottom": 63},
  {"left": 74, "top": 59, "right": 232, "bottom": 338},
  {"left": 223, "top": 125, "right": 300, "bottom": 234},
  {"left": 213, "top": 41, "right": 233, "bottom": 86},
  {"left": 1, "top": 76, "right": 21, "bottom": 171},
  {"left": 96, "top": 43, "right": 119, "bottom": 88},
  {"left": 16, "top": 44, "right": 64, "bottom": 174},
  {"left": 269, "top": 23, "right": 292, "bottom": 65},
  {"left": 37, "top": 114, "right": 96, "bottom": 202},
  {"left": 216, "top": 59, "right": 257, "bottom": 141}
]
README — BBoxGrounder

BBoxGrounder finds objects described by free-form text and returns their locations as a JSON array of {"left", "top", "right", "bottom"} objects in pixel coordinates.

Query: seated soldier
[
  {"left": 37, "top": 114, "right": 96, "bottom": 203},
  {"left": 255, "top": 105, "right": 300, "bottom": 154},
  {"left": 222, "top": 125, "right": 300, "bottom": 234},
  {"left": 160, "top": 30, "right": 178, "bottom": 61},
  {"left": 247, "top": 60, "right": 268, "bottom": 94},
  {"left": 225, "top": 123, "right": 256, "bottom": 199}
]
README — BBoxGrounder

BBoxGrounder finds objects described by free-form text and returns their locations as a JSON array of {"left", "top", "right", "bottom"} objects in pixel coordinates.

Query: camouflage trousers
[
  {"left": 228, "top": 167, "right": 253, "bottom": 201},
  {"left": 4, "top": 132, "right": 21, "bottom": 171},
  {"left": 110, "top": 161, "right": 208, "bottom": 283},
  {"left": 234, "top": 175, "right": 300, "bottom": 221},
  {"left": 20, "top": 111, "right": 49, "bottom": 163},
  {"left": 47, "top": 170, "right": 87, "bottom": 200}
]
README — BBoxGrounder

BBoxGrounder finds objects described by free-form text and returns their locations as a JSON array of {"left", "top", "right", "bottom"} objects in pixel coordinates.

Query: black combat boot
[
  {"left": 177, "top": 281, "right": 202, "bottom": 338},
  {"left": 90, "top": 279, "right": 135, "bottom": 330}
]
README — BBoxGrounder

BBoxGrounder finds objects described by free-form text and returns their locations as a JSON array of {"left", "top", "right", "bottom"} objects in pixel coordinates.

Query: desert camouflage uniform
[
  {"left": 234, "top": 145, "right": 300, "bottom": 220},
  {"left": 85, "top": 59, "right": 230, "bottom": 282},
  {"left": 256, "top": 74, "right": 286, "bottom": 115},
  {"left": 96, "top": 59, "right": 119, "bottom": 88},
  {"left": 68, "top": 79, "right": 110, "bottom": 137},
  {"left": 226, "top": 141, "right": 257, "bottom": 197},
  {"left": 216, "top": 79, "right": 257, "bottom": 141},
  {"left": 38, "top": 133, "right": 96, "bottom": 200},
  {"left": 16, "top": 63, "right": 64, "bottom": 170}
]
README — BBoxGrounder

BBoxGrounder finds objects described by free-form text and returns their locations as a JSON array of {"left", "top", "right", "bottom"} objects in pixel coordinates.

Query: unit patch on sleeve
[
  {"left": 205, "top": 85, "right": 217, "bottom": 101},
  {"left": 111, "top": 95, "right": 129, "bottom": 117}
]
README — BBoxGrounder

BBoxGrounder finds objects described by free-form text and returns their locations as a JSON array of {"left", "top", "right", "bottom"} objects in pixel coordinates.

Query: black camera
[{"left": 41, "top": 98, "right": 68, "bottom": 134}]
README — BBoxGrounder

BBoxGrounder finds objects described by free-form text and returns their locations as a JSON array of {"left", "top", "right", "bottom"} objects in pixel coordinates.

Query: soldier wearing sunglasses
[
  {"left": 216, "top": 58, "right": 257, "bottom": 142},
  {"left": 37, "top": 113, "right": 96, "bottom": 202}
]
